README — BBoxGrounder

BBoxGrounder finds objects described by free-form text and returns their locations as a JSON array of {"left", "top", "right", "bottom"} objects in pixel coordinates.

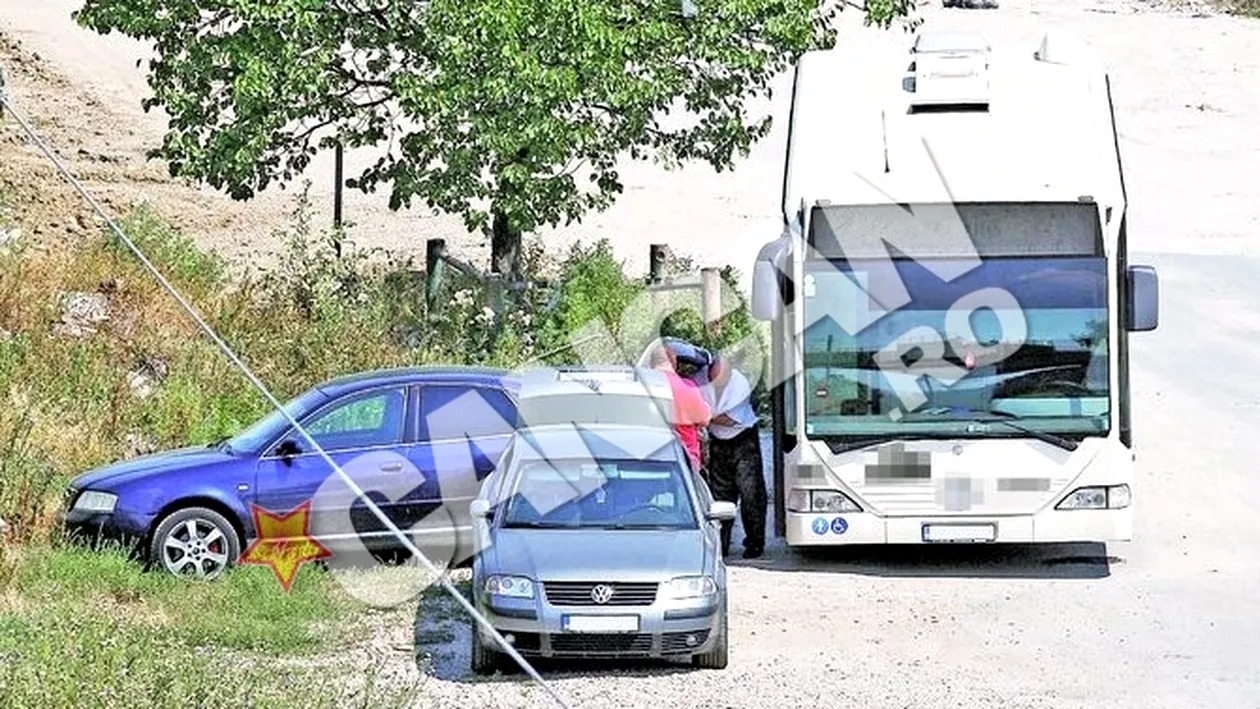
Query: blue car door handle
[{"left": 379, "top": 462, "right": 404, "bottom": 473}]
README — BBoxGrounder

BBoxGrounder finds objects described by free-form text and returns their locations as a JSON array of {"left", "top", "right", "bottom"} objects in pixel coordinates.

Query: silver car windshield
[{"left": 501, "top": 458, "right": 697, "bottom": 530}]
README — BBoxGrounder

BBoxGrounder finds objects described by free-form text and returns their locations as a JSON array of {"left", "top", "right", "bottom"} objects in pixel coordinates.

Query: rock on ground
[{"left": 52, "top": 291, "right": 110, "bottom": 338}]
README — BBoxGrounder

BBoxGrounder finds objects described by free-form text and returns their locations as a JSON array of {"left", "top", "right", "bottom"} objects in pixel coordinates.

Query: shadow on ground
[
  {"left": 726, "top": 540, "right": 1116, "bottom": 579},
  {"left": 411, "top": 585, "right": 701, "bottom": 683}
]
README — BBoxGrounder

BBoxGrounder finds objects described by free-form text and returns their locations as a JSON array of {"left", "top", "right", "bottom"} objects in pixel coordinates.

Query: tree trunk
[{"left": 490, "top": 209, "right": 522, "bottom": 284}]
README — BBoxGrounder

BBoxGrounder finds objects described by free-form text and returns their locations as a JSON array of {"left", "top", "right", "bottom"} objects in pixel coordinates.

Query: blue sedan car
[{"left": 63, "top": 367, "right": 520, "bottom": 579}]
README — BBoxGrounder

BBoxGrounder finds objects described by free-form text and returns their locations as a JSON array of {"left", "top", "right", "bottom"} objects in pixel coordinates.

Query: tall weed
[{"left": 0, "top": 184, "right": 759, "bottom": 543}]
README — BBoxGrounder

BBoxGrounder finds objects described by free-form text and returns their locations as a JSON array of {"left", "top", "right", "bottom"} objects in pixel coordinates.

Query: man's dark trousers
[{"left": 708, "top": 426, "right": 767, "bottom": 555}]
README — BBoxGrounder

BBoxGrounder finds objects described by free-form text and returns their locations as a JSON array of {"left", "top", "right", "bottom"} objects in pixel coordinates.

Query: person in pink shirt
[{"left": 649, "top": 345, "right": 711, "bottom": 473}]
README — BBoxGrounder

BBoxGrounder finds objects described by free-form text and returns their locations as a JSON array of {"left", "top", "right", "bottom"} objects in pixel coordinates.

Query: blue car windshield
[
  {"left": 801, "top": 256, "right": 1110, "bottom": 437},
  {"left": 228, "top": 388, "right": 329, "bottom": 454},
  {"left": 501, "top": 458, "right": 697, "bottom": 529}
]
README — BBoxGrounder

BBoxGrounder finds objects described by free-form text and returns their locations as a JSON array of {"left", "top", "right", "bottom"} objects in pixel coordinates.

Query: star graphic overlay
[{"left": 239, "top": 500, "right": 333, "bottom": 592}]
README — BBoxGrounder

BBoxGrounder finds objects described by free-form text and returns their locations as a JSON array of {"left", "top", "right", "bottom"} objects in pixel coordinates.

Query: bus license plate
[
  {"left": 562, "top": 615, "right": 640, "bottom": 633},
  {"left": 922, "top": 523, "right": 997, "bottom": 543}
]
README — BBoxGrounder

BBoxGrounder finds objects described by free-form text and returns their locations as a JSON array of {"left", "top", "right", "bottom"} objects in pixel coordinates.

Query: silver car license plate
[{"left": 562, "top": 615, "right": 640, "bottom": 633}]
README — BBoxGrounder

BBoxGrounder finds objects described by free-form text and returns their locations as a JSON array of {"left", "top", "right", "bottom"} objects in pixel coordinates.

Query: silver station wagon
[{"left": 468, "top": 367, "right": 735, "bottom": 672}]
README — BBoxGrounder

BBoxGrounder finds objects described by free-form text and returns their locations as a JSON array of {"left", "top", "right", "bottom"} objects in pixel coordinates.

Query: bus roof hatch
[{"left": 907, "top": 30, "right": 991, "bottom": 112}]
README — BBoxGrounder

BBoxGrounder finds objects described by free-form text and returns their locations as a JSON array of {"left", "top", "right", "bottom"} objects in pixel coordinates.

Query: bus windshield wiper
[
  {"left": 910, "top": 407, "right": 1079, "bottom": 452},
  {"left": 826, "top": 435, "right": 920, "bottom": 455},
  {"left": 975, "top": 415, "right": 1078, "bottom": 452}
]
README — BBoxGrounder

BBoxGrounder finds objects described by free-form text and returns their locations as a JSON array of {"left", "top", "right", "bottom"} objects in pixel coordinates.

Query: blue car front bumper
[{"left": 60, "top": 506, "right": 155, "bottom": 550}]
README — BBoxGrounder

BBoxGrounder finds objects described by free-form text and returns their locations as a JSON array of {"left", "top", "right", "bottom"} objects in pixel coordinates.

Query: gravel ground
[
  {"left": 3, "top": 1, "right": 1259, "bottom": 707},
  {"left": 397, "top": 4, "right": 1259, "bottom": 707}
]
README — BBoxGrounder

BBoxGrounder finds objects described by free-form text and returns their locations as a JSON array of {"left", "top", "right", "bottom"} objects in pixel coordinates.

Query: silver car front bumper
[{"left": 476, "top": 592, "right": 722, "bottom": 659}]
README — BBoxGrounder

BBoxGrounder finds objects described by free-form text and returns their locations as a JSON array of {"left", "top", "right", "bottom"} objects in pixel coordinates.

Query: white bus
[{"left": 749, "top": 29, "right": 1160, "bottom": 546}]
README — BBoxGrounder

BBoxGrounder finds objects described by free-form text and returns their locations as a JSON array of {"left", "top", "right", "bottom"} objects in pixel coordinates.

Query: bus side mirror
[
  {"left": 752, "top": 235, "right": 791, "bottom": 322},
  {"left": 1126, "top": 265, "right": 1159, "bottom": 332},
  {"left": 751, "top": 260, "right": 780, "bottom": 321}
]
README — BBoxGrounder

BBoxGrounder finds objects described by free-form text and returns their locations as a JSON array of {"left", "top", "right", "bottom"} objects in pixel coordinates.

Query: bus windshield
[{"left": 801, "top": 256, "right": 1110, "bottom": 438}]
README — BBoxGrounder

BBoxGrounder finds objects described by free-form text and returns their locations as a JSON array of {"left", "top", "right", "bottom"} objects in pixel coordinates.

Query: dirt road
[{"left": 3, "top": 1, "right": 1259, "bottom": 707}]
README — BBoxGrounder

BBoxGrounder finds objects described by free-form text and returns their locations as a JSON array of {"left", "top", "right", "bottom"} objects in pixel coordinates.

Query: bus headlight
[
  {"left": 787, "top": 488, "right": 810, "bottom": 512},
  {"left": 787, "top": 488, "right": 862, "bottom": 513},
  {"left": 1056, "top": 484, "right": 1130, "bottom": 510}
]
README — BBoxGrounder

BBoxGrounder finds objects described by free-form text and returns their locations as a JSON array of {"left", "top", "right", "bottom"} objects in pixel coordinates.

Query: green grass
[
  {"left": 106, "top": 204, "right": 229, "bottom": 291},
  {"left": 10, "top": 544, "right": 347, "bottom": 653},
  {"left": 0, "top": 544, "right": 418, "bottom": 708},
  {"left": 1213, "top": 0, "right": 1260, "bottom": 15},
  {"left": 0, "top": 181, "right": 755, "bottom": 708}
]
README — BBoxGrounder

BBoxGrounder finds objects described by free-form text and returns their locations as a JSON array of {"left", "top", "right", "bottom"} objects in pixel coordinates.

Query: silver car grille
[
  {"left": 549, "top": 633, "right": 653, "bottom": 655},
  {"left": 542, "top": 581, "right": 658, "bottom": 606},
  {"left": 507, "top": 630, "right": 712, "bottom": 657}
]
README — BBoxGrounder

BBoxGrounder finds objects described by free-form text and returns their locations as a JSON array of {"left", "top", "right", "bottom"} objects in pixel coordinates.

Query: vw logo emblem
[{"left": 590, "top": 584, "right": 615, "bottom": 604}]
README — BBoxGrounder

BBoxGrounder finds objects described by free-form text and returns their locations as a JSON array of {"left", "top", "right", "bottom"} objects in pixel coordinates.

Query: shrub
[{"left": 0, "top": 184, "right": 761, "bottom": 543}]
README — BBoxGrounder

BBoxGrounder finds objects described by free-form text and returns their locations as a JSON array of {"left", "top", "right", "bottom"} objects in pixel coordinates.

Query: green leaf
[{"left": 75, "top": 0, "right": 915, "bottom": 255}]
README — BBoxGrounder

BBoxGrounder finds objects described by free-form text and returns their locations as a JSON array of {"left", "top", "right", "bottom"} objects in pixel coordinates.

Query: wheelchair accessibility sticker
[{"left": 813, "top": 516, "right": 848, "bottom": 535}]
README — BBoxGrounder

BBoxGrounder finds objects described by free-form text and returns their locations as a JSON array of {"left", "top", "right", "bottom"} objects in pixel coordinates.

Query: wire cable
[{"left": 0, "top": 73, "right": 572, "bottom": 709}]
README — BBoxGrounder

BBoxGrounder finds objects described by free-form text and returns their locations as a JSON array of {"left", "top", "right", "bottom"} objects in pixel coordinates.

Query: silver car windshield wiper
[
  {"left": 592, "top": 523, "right": 686, "bottom": 530},
  {"left": 501, "top": 520, "right": 580, "bottom": 529}
]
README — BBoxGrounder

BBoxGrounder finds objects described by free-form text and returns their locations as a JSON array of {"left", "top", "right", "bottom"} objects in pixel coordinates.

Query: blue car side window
[
  {"left": 419, "top": 386, "right": 516, "bottom": 441},
  {"left": 301, "top": 389, "right": 407, "bottom": 452}
]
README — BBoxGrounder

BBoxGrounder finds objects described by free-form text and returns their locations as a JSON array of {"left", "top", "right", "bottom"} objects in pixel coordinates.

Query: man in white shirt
[{"left": 701, "top": 355, "right": 766, "bottom": 559}]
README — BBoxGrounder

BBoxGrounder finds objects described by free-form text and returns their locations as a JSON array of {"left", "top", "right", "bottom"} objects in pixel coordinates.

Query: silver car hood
[{"left": 486, "top": 528, "right": 714, "bottom": 582}]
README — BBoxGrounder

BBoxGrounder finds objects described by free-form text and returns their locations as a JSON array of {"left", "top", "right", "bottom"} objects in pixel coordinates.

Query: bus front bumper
[{"left": 785, "top": 507, "right": 1132, "bottom": 545}]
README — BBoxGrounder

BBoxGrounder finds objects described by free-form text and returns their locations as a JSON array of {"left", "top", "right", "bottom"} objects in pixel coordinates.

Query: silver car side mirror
[
  {"left": 470, "top": 499, "right": 492, "bottom": 518},
  {"left": 707, "top": 501, "right": 737, "bottom": 521}
]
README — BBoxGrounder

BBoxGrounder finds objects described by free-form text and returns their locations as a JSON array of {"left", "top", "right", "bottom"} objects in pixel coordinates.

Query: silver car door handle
[{"left": 379, "top": 462, "right": 404, "bottom": 473}]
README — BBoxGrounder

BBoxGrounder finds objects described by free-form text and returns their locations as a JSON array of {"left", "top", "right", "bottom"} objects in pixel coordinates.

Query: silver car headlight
[
  {"left": 485, "top": 575, "right": 535, "bottom": 599},
  {"left": 72, "top": 490, "right": 118, "bottom": 514},
  {"left": 662, "top": 576, "right": 717, "bottom": 600},
  {"left": 1056, "top": 484, "right": 1131, "bottom": 510}
]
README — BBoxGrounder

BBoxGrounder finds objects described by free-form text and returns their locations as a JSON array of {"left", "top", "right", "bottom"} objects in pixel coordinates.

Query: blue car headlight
[
  {"left": 662, "top": 576, "right": 717, "bottom": 600},
  {"left": 485, "top": 575, "right": 535, "bottom": 599},
  {"left": 72, "top": 490, "right": 118, "bottom": 514}
]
